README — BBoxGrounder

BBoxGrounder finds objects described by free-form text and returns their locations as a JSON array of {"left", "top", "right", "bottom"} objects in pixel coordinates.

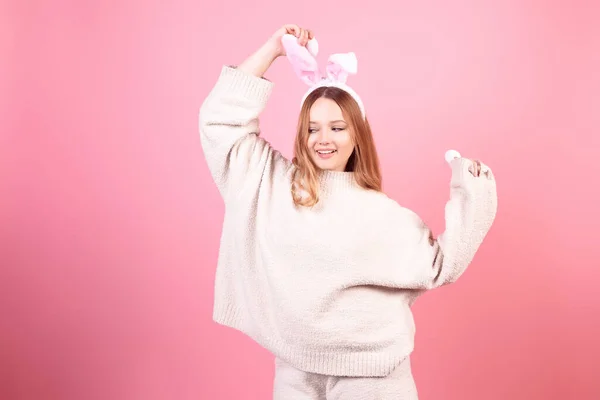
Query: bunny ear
[
  {"left": 325, "top": 52, "right": 357, "bottom": 83},
  {"left": 281, "top": 34, "right": 322, "bottom": 86}
]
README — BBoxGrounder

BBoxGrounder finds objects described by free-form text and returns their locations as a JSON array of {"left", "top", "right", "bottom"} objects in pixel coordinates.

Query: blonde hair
[{"left": 291, "top": 87, "right": 382, "bottom": 207}]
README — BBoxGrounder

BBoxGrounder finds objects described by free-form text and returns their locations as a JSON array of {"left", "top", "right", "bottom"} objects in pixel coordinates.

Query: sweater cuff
[{"left": 215, "top": 65, "right": 274, "bottom": 105}]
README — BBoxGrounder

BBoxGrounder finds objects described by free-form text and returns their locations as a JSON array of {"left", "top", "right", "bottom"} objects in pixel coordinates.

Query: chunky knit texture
[{"left": 199, "top": 66, "right": 498, "bottom": 377}]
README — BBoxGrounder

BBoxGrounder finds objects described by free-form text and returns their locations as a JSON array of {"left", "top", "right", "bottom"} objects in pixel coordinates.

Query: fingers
[
  {"left": 470, "top": 159, "right": 482, "bottom": 177},
  {"left": 300, "top": 29, "right": 307, "bottom": 45},
  {"left": 467, "top": 158, "right": 493, "bottom": 180},
  {"left": 446, "top": 150, "right": 492, "bottom": 180},
  {"left": 467, "top": 159, "right": 480, "bottom": 177},
  {"left": 299, "top": 28, "right": 311, "bottom": 46},
  {"left": 283, "top": 24, "right": 313, "bottom": 46},
  {"left": 283, "top": 24, "right": 300, "bottom": 36},
  {"left": 480, "top": 162, "right": 493, "bottom": 180}
]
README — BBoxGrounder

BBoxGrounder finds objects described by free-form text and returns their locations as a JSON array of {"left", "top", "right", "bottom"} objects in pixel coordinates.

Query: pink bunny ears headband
[{"left": 280, "top": 34, "right": 366, "bottom": 118}]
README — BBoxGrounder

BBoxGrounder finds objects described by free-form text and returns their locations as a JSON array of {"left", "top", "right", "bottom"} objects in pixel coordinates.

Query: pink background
[{"left": 2, "top": 0, "right": 599, "bottom": 399}]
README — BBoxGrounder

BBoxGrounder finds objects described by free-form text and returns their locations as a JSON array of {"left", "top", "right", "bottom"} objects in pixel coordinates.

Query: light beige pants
[{"left": 273, "top": 357, "right": 418, "bottom": 400}]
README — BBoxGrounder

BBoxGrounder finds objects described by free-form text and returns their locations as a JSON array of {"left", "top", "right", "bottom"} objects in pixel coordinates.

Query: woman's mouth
[{"left": 316, "top": 149, "right": 337, "bottom": 159}]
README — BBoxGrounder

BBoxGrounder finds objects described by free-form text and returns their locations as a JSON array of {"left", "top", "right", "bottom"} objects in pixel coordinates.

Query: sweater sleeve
[
  {"left": 397, "top": 157, "right": 498, "bottom": 290},
  {"left": 199, "top": 66, "right": 289, "bottom": 201}
]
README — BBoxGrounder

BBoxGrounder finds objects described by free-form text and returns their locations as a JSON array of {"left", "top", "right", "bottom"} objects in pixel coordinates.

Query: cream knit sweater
[{"left": 199, "top": 66, "right": 498, "bottom": 377}]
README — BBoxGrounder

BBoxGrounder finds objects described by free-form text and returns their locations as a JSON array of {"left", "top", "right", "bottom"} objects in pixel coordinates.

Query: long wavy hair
[{"left": 291, "top": 86, "right": 382, "bottom": 207}]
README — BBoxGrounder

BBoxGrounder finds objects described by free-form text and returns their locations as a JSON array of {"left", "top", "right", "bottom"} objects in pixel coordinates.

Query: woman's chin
[
  {"left": 311, "top": 156, "right": 346, "bottom": 172},
  {"left": 312, "top": 159, "right": 333, "bottom": 170}
]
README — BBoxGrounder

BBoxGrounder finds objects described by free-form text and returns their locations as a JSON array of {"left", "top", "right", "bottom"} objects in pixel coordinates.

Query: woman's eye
[
  {"left": 308, "top": 129, "right": 317, "bottom": 134},
  {"left": 332, "top": 127, "right": 345, "bottom": 132}
]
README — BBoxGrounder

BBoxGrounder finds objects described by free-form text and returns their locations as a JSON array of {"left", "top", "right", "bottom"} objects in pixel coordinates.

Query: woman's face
[{"left": 307, "top": 97, "right": 355, "bottom": 172}]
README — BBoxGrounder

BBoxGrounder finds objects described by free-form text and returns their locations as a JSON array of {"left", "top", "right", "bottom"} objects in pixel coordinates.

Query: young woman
[{"left": 199, "top": 24, "right": 497, "bottom": 400}]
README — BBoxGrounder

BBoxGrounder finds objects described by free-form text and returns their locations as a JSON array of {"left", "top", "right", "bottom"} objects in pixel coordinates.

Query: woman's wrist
[
  {"left": 238, "top": 40, "right": 281, "bottom": 78},
  {"left": 259, "top": 39, "right": 282, "bottom": 62}
]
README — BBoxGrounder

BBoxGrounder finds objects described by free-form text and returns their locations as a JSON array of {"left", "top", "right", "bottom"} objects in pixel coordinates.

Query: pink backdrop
[{"left": 2, "top": 0, "right": 599, "bottom": 399}]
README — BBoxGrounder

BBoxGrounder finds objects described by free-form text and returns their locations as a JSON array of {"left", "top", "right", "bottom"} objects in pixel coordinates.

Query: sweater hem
[{"left": 213, "top": 303, "right": 414, "bottom": 378}]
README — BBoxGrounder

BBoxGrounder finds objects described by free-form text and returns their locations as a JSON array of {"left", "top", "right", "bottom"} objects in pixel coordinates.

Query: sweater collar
[{"left": 318, "top": 169, "right": 357, "bottom": 191}]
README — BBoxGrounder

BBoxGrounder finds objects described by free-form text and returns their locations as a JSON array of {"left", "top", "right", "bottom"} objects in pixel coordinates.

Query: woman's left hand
[
  {"left": 466, "top": 158, "right": 492, "bottom": 179},
  {"left": 445, "top": 150, "right": 493, "bottom": 180}
]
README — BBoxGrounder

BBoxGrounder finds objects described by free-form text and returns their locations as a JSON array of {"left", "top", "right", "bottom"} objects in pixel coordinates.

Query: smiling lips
[{"left": 316, "top": 149, "right": 337, "bottom": 159}]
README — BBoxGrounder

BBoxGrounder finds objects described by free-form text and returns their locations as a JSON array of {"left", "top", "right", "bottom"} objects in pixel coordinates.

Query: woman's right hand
[
  {"left": 238, "top": 24, "right": 314, "bottom": 78},
  {"left": 266, "top": 24, "right": 314, "bottom": 58}
]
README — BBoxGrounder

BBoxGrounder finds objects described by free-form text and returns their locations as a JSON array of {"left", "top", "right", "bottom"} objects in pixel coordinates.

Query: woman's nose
[{"left": 317, "top": 130, "right": 331, "bottom": 144}]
